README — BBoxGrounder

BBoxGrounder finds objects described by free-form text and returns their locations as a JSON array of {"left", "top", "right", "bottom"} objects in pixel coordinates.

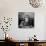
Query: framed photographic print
[{"left": 18, "top": 12, "right": 34, "bottom": 28}]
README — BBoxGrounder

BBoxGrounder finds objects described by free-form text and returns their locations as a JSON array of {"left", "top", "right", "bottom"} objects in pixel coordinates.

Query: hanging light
[{"left": 29, "top": 0, "right": 43, "bottom": 8}]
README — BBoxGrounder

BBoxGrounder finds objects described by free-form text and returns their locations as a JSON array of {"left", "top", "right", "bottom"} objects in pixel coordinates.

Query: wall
[{"left": 0, "top": 0, "right": 46, "bottom": 40}]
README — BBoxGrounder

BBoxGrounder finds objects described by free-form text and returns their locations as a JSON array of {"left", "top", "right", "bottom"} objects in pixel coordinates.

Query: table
[{"left": 5, "top": 39, "right": 46, "bottom": 46}]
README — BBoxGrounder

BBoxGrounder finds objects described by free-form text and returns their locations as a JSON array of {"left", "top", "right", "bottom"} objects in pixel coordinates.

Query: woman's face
[{"left": 25, "top": 17, "right": 29, "bottom": 22}]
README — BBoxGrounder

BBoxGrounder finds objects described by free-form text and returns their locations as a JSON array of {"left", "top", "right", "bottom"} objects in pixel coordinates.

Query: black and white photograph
[{"left": 18, "top": 12, "right": 34, "bottom": 28}]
